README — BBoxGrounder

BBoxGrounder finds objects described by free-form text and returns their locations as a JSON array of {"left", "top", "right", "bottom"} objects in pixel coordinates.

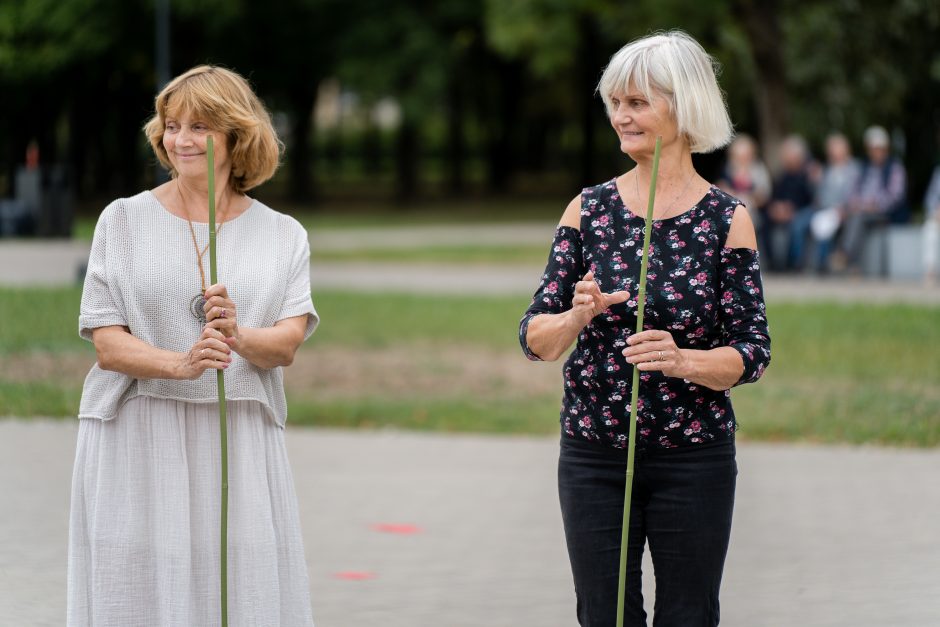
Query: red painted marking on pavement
[
  {"left": 333, "top": 571, "right": 377, "bottom": 581},
  {"left": 370, "top": 523, "right": 423, "bottom": 534}
]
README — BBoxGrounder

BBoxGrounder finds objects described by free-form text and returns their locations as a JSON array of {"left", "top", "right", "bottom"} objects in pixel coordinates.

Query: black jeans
[{"left": 558, "top": 436, "right": 737, "bottom": 627}]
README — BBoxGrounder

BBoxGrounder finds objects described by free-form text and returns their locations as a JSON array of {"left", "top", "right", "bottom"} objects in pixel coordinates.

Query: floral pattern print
[{"left": 520, "top": 179, "right": 771, "bottom": 450}]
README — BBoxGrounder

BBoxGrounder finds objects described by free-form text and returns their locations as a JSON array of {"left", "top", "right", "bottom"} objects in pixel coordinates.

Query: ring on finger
[{"left": 658, "top": 351, "right": 665, "bottom": 362}]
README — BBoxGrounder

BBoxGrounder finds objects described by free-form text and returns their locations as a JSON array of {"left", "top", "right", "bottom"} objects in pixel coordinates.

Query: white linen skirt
[{"left": 67, "top": 396, "right": 315, "bottom": 626}]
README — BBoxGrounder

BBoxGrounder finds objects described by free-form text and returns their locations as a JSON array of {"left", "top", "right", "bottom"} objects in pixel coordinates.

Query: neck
[
  {"left": 176, "top": 175, "right": 233, "bottom": 222},
  {"left": 632, "top": 141, "right": 696, "bottom": 192}
]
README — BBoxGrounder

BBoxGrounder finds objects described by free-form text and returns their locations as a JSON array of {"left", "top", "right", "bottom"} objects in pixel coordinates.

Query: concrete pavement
[{"left": 2, "top": 419, "right": 939, "bottom": 626}]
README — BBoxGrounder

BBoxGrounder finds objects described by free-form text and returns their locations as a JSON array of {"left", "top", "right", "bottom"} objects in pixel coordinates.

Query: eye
[
  {"left": 610, "top": 97, "right": 620, "bottom": 107},
  {"left": 192, "top": 123, "right": 208, "bottom": 132},
  {"left": 165, "top": 121, "right": 179, "bottom": 132}
]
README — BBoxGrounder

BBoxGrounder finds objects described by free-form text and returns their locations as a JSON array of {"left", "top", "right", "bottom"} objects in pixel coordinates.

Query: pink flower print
[
  {"left": 558, "top": 239, "right": 570, "bottom": 252},
  {"left": 690, "top": 420, "right": 701, "bottom": 432},
  {"left": 545, "top": 281, "right": 558, "bottom": 294}
]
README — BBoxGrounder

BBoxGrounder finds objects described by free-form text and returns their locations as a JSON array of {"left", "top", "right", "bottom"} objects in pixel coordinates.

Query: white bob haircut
[{"left": 597, "top": 30, "right": 733, "bottom": 154}]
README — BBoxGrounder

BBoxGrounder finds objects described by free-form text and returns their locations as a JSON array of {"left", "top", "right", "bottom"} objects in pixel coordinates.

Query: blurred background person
[
  {"left": 717, "top": 134, "right": 772, "bottom": 230},
  {"left": 831, "top": 125, "right": 907, "bottom": 274},
  {"left": 811, "top": 133, "right": 861, "bottom": 273},
  {"left": 762, "top": 134, "right": 817, "bottom": 272}
]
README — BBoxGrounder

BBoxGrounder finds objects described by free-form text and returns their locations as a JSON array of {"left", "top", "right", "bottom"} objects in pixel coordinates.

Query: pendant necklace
[{"left": 178, "top": 180, "right": 228, "bottom": 323}]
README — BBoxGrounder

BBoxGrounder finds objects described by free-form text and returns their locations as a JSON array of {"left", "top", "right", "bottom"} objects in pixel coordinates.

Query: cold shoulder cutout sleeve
[
  {"left": 518, "top": 226, "right": 584, "bottom": 361},
  {"left": 718, "top": 246, "right": 771, "bottom": 385}
]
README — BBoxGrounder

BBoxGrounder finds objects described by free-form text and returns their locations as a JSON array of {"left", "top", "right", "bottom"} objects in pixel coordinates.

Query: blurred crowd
[{"left": 716, "top": 126, "right": 940, "bottom": 283}]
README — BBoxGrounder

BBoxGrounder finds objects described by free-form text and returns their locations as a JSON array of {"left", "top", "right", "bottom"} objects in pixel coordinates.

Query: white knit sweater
[{"left": 78, "top": 191, "right": 318, "bottom": 427}]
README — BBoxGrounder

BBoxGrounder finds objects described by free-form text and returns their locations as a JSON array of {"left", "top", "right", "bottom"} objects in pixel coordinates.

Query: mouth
[{"left": 174, "top": 152, "right": 205, "bottom": 159}]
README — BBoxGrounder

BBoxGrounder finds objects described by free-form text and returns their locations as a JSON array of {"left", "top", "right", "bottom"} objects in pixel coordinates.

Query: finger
[
  {"left": 199, "top": 337, "right": 232, "bottom": 353},
  {"left": 196, "top": 347, "right": 232, "bottom": 364},
  {"left": 626, "top": 329, "right": 670, "bottom": 345},
  {"left": 604, "top": 290, "right": 631, "bottom": 306},
  {"left": 205, "top": 318, "right": 235, "bottom": 333},
  {"left": 203, "top": 295, "right": 231, "bottom": 311},
  {"left": 623, "top": 341, "right": 674, "bottom": 358},
  {"left": 201, "top": 326, "right": 227, "bottom": 341},
  {"left": 204, "top": 283, "right": 228, "bottom": 299},
  {"left": 582, "top": 270, "right": 594, "bottom": 282}
]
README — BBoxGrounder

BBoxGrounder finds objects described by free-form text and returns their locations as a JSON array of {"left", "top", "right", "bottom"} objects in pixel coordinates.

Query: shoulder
[
  {"left": 698, "top": 186, "right": 756, "bottom": 249},
  {"left": 559, "top": 178, "right": 619, "bottom": 228},
  {"left": 702, "top": 185, "right": 743, "bottom": 217},
  {"left": 93, "top": 191, "right": 156, "bottom": 234},
  {"left": 248, "top": 199, "right": 309, "bottom": 247}
]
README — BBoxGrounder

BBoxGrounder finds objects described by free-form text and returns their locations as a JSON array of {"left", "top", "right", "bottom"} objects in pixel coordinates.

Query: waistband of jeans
[{"left": 560, "top": 433, "right": 734, "bottom": 460}]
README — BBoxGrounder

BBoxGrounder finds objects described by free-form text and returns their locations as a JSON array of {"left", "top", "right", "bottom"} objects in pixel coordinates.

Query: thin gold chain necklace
[
  {"left": 177, "top": 179, "right": 228, "bottom": 322},
  {"left": 633, "top": 169, "right": 696, "bottom": 220}
]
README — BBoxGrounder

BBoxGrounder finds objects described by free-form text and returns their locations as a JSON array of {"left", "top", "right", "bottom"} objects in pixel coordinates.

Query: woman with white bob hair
[{"left": 520, "top": 31, "right": 770, "bottom": 626}]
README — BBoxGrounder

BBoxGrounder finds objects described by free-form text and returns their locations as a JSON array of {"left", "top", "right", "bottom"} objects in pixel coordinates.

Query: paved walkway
[
  {"left": 1, "top": 236, "right": 939, "bottom": 303},
  {"left": 2, "top": 420, "right": 938, "bottom": 626}
]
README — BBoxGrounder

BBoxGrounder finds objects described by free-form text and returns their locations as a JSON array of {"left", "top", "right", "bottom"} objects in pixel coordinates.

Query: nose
[
  {"left": 176, "top": 126, "right": 195, "bottom": 145},
  {"left": 611, "top": 104, "right": 631, "bottom": 125}
]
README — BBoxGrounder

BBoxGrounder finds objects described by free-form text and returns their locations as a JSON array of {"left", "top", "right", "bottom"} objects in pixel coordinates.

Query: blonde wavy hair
[{"left": 144, "top": 65, "right": 282, "bottom": 193}]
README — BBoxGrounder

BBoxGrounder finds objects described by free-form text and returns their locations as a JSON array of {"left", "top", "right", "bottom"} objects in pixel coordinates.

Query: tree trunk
[
  {"left": 578, "top": 13, "right": 600, "bottom": 188},
  {"left": 734, "top": 0, "right": 789, "bottom": 174},
  {"left": 486, "top": 60, "right": 520, "bottom": 194},
  {"left": 395, "top": 117, "right": 419, "bottom": 202},
  {"left": 288, "top": 88, "right": 317, "bottom": 203},
  {"left": 446, "top": 72, "right": 466, "bottom": 195}
]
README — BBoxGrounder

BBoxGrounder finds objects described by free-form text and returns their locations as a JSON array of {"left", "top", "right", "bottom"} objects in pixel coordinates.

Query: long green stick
[
  {"left": 207, "top": 136, "right": 229, "bottom": 627},
  {"left": 616, "top": 135, "right": 662, "bottom": 627}
]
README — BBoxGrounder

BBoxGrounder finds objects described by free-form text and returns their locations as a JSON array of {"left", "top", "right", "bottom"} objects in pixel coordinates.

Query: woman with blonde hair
[
  {"left": 520, "top": 31, "right": 770, "bottom": 626},
  {"left": 68, "top": 66, "right": 317, "bottom": 625}
]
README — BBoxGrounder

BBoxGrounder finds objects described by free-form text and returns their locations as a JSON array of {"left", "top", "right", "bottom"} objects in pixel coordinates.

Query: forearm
[
  {"left": 94, "top": 327, "right": 186, "bottom": 380},
  {"left": 231, "top": 324, "right": 301, "bottom": 369},
  {"left": 677, "top": 346, "right": 745, "bottom": 391},
  {"left": 524, "top": 311, "right": 582, "bottom": 362}
]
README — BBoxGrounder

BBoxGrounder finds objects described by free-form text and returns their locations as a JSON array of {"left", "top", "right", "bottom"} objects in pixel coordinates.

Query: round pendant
[{"left": 190, "top": 293, "right": 208, "bottom": 323}]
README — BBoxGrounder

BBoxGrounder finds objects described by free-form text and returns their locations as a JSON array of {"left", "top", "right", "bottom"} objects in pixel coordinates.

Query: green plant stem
[
  {"left": 616, "top": 136, "right": 662, "bottom": 627},
  {"left": 207, "top": 137, "right": 229, "bottom": 627}
]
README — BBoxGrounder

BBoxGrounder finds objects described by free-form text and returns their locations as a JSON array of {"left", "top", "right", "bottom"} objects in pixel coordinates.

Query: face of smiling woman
[
  {"left": 607, "top": 85, "right": 684, "bottom": 161},
  {"left": 162, "top": 110, "right": 231, "bottom": 185}
]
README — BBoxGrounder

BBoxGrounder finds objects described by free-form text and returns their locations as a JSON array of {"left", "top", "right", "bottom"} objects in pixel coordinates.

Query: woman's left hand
[
  {"left": 203, "top": 283, "right": 240, "bottom": 346},
  {"left": 623, "top": 329, "right": 691, "bottom": 378}
]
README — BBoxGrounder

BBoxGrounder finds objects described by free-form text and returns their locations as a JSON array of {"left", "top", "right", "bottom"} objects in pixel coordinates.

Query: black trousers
[{"left": 558, "top": 436, "right": 737, "bottom": 627}]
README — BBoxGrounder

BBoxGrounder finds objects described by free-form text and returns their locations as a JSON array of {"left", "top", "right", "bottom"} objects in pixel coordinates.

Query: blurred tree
[{"left": 2, "top": 0, "right": 937, "bottom": 207}]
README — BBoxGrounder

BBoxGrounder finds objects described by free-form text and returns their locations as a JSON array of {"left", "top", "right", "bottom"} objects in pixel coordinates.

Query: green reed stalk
[
  {"left": 207, "top": 136, "right": 229, "bottom": 627},
  {"left": 616, "top": 135, "right": 662, "bottom": 627}
]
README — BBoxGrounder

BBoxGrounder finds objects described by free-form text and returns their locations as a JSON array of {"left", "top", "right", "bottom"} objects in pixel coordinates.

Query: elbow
[{"left": 279, "top": 350, "right": 296, "bottom": 368}]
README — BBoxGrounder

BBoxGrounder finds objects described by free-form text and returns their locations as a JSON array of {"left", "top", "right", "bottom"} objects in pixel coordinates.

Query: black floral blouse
[{"left": 519, "top": 179, "right": 771, "bottom": 450}]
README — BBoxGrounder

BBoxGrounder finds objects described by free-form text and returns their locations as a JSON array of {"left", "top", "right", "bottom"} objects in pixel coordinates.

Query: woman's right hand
[
  {"left": 567, "top": 270, "right": 630, "bottom": 331},
  {"left": 177, "top": 326, "right": 232, "bottom": 380}
]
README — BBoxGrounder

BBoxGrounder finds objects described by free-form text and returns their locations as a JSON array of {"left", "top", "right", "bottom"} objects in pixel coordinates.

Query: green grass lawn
[
  {"left": 1, "top": 286, "right": 938, "bottom": 446},
  {"left": 311, "top": 244, "right": 548, "bottom": 265}
]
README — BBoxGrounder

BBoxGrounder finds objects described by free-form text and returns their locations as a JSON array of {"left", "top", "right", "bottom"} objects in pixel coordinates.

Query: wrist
[
  {"left": 169, "top": 353, "right": 191, "bottom": 380},
  {"left": 676, "top": 348, "right": 699, "bottom": 380},
  {"left": 562, "top": 309, "right": 586, "bottom": 336}
]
